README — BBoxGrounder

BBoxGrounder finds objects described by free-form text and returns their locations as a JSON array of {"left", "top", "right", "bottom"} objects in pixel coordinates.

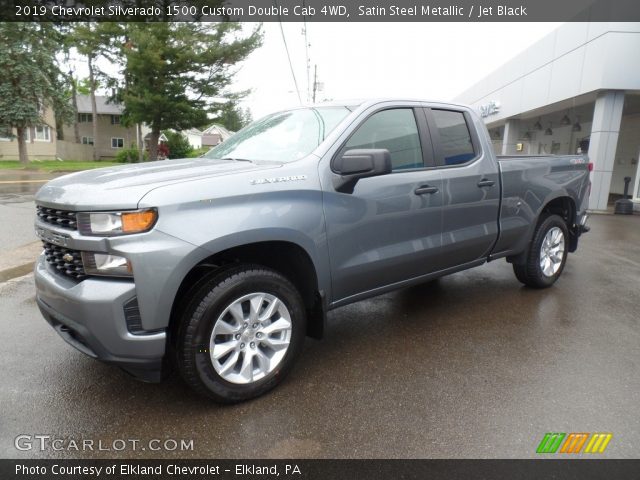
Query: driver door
[{"left": 322, "top": 107, "right": 444, "bottom": 303}]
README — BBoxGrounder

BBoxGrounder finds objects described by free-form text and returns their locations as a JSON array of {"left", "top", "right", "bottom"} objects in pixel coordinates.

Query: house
[
  {"left": 201, "top": 124, "right": 234, "bottom": 147},
  {"left": 143, "top": 132, "right": 168, "bottom": 150},
  {"left": 0, "top": 107, "right": 64, "bottom": 160},
  {"left": 63, "top": 95, "right": 147, "bottom": 159},
  {"left": 182, "top": 128, "right": 203, "bottom": 149},
  {"left": 0, "top": 95, "right": 149, "bottom": 161}
]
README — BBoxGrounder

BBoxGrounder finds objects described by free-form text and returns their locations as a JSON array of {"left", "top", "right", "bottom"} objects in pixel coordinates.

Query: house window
[
  {"left": 0, "top": 125, "right": 11, "bottom": 141},
  {"left": 82, "top": 136, "right": 94, "bottom": 145},
  {"left": 34, "top": 126, "right": 51, "bottom": 142},
  {"left": 111, "top": 115, "right": 121, "bottom": 125},
  {"left": 111, "top": 138, "right": 124, "bottom": 148},
  {"left": 78, "top": 113, "right": 93, "bottom": 123}
]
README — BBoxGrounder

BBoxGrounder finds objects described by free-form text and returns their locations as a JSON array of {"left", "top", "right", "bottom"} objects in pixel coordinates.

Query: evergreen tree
[
  {"left": 119, "top": 23, "right": 261, "bottom": 161},
  {"left": 213, "top": 100, "right": 253, "bottom": 132}
]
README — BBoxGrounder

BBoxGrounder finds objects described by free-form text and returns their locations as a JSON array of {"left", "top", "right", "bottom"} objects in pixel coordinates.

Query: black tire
[
  {"left": 176, "top": 264, "right": 306, "bottom": 403},
  {"left": 512, "top": 214, "right": 569, "bottom": 289}
]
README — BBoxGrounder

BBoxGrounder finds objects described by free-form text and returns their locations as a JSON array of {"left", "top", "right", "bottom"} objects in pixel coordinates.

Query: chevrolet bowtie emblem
[{"left": 62, "top": 253, "right": 74, "bottom": 263}]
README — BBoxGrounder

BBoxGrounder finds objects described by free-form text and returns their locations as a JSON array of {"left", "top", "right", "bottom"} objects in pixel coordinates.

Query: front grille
[
  {"left": 36, "top": 205, "right": 78, "bottom": 230},
  {"left": 42, "top": 241, "right": 86, "bottom": 280}
]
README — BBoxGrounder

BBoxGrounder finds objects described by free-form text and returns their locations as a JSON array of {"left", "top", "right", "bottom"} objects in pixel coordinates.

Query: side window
[
  {"left": 431, "top": 109, "right": 476, "bottom": 166},
  {"left": 343, "top": 109, "right": 423, "bottom": 171}
]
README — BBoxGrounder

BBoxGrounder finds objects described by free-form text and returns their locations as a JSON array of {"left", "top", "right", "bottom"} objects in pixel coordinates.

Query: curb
[
  {"left": 0, "top": 241, "right": 42, "bottom": 283},
  {"left": 0, "top": 262, "right": 34, "bottom": 283}
]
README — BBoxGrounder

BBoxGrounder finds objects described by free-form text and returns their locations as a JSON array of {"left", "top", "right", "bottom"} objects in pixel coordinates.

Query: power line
[
  {"left": 275, "top": 0, "right": 302, "bottom": 104},
  {"left": 302, "top": 0, "right": 311, "bottom": 102}
]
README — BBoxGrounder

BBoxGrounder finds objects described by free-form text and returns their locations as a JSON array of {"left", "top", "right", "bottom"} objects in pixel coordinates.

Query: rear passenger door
[
  {"left": 424, "top": 108, "right": 500, "bottom": 267},
  {"left": 323, "top": 107, "right": 443, "bottom": 302}
]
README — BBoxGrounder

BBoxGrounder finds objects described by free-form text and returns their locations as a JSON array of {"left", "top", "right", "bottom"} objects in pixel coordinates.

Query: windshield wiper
[{"left": 217, "top": 157, "right": 253, "bottom": 162}]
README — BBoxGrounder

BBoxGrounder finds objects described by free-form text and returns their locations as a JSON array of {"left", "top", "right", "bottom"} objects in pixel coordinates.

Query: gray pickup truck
[{"left": 34, "top": 99, "right": 591, "bottom": 402}]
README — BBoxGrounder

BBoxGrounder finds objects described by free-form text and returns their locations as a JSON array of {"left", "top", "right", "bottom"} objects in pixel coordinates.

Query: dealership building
[{"left": 455, "top": 22, "right": 640, "bottom": 212}]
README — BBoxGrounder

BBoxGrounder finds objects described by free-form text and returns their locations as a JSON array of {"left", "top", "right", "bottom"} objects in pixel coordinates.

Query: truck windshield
[{"left": 204, "top": 107, "right": 351, "bottom": 163}]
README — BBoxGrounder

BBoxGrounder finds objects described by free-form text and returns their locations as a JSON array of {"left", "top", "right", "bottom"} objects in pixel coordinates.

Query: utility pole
[
  {"left": 312, "top": 64, "right": 318, "bottom": 104},
  {"left": 303, "top": 20, "right": 311, "bottom": 103}
]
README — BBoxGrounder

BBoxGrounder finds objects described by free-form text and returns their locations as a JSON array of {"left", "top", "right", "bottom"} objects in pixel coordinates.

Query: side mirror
[{"left": 332, "top": 148, "right": 392, "bottom": 193}]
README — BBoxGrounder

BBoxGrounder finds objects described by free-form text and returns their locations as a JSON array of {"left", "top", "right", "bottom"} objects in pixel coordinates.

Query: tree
[
  {"left": 0, "top": 23, "right": 72, "bottom": 164},
  {"left": 212, "top": 100, "right": 253, "bottom": 132},
  {"left": 69, "top": 23, "right": 118, "bottom": 161},
  {"left": 163, "top": 130, "right": 193, "bottom": 159},
  {"left": 119, "top": 23, "right": 262, "bottom": 161}
]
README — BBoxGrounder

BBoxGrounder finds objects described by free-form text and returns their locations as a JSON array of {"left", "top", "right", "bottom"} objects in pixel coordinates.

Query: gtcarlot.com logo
[
  {"left": 14, "top": 434, "right": 194, "bottom": 452},
  {"left": 536, "top": 433, "right": 612, "bottom": 454}
]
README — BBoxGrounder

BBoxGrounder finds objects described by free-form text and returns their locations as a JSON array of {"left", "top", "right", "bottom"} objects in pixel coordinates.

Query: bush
[
  {"left": 185, "top": 147, "right": 209, "bottom": 158},
  {"left": 115, "top": 146, "right": 147, "bottom": 163},
  {"left": 163, "top": 130, "right": 194, "bottom": 159}
]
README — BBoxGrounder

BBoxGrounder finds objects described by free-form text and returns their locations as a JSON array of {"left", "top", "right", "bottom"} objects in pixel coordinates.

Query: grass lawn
[{"left": 0, "top": 160, "right": 121, "bottom": 172}]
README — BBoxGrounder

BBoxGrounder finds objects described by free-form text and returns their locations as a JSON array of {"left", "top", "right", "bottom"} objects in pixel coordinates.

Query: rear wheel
[
  {"left": 513, "top": 214, "right": 569, "bottom": 288},
  {"left": 176, "top": 265, "right": 306, "bottom": 403}
]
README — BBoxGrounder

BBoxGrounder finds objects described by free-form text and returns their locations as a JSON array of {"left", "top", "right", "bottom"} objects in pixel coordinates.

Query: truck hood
[{"left": 35, "top": 158, "right": 282, "bottom": 210}]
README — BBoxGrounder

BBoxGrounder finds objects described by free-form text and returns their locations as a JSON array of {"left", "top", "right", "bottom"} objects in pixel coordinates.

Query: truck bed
[{"left": 491, "top": 154, "right": 591, "bottom": 258}]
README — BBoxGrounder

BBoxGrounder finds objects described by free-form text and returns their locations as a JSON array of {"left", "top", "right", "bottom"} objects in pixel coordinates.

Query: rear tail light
[{"left": 588, "top": 162, "right": 594, "bottom": 172}]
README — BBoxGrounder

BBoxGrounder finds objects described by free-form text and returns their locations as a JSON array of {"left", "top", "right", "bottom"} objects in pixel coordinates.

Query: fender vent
[{"left": 123, "top": 297, "right": 143, "bottom": 334}]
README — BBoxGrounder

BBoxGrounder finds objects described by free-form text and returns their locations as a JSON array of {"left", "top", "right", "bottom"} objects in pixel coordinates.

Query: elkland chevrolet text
[{"left": 34, "top": 100, "right": 591, "bottom": 402}]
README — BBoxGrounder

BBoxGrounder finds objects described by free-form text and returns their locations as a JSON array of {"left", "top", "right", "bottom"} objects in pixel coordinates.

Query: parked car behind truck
[{"left": 34, "top": 99, "right": 591, "bottom": 402}]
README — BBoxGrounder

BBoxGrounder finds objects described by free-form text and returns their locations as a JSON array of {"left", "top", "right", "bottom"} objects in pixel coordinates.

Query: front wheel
[
  {"left": 176, "top": 265, "right": 306, "bottom": 403},
  {"left": 513, "top": 214, "right": 569, "bottom": 288}
]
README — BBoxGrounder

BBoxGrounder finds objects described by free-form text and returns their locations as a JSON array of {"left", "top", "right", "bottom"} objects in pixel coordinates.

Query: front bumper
[{"left": 34, "top": 255, "right": 166, "bottom": 382}]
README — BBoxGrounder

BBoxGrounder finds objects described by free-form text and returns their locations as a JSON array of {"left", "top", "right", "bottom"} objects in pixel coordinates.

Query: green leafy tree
[
  {"left": 118, "top": 23, "right": 262, "bottom": 161},
  {"left": 0, "top": 23, "right": 73, "bottom": 164},
  {"left": 75, "top": 77, "right": 95, "bottom": 96},
  {"left": 163, "top": 130, "right": 193, "bottom": 159}
]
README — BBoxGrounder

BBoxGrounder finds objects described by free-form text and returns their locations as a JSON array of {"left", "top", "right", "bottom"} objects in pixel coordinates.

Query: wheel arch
[
  {"left": 507, "top": 193, "right": 577, "bottom": 264},
  {"left": 168, "top": 240, "right": 326, "bottom": 349},
  {"left": 537, "top": 195, "right": 577, "bottom": 252}
]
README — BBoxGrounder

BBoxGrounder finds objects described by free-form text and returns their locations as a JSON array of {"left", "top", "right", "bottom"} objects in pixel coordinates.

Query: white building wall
[
  {"left": 456, "top": 22, "right": 640, "bottom": 209},
  {"left": 456, "top": 23, "right": 640, "bottom": 123}
]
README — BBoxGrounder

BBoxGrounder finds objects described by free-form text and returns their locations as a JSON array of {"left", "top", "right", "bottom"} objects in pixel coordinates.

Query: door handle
[
  {"left": 414, "top": 185, "right": 439, "bottom": 195},
  {"left": 477, "top": 179, "right": 495, "bottom": 188}
]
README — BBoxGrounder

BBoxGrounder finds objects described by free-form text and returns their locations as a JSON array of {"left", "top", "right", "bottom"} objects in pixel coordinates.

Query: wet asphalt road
[
  {"left": 0, "top": 170, "right": 60, "bottom": 250},
  {"left": 0, "top": 214, "right": 638, "bottom": 459}
]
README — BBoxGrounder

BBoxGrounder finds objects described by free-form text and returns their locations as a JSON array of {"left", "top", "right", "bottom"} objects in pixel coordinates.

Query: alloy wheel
[{"left": 209, "top": 292, "right": 292, "bottom": 384}]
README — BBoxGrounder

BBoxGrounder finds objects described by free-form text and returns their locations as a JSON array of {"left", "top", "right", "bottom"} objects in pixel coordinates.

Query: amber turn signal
[{"left": 121, "top": 210, "right": 157, "bottom": 233}]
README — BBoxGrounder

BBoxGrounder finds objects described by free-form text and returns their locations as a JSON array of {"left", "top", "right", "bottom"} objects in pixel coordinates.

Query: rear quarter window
[{"left": 431, "top": 109, "right": 476, "bottom": 166}]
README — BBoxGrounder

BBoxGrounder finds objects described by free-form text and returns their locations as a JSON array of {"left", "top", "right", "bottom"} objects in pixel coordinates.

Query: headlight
[
  {"left": 82, "top": 252, "right": 132, "bottom": 277},
  {"left": 77, "top": 209, "right": 157, "bottom": 236}
]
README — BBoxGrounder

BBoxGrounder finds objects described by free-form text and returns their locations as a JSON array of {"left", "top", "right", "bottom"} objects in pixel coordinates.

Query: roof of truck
[{"left": 310, "top": 98, "right": 472, "bottom": 110}]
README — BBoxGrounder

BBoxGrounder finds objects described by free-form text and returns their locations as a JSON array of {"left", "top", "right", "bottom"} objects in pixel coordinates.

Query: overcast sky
[
  {"left": 80, "top": 22, "right": 562, "bottom": 121},
  {"left": 234, "top": 22, "right": 562, "bottom": 118}
]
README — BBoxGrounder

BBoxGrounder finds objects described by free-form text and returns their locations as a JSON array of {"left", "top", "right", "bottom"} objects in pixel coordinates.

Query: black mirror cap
[{"left": 332, "top": 149, "right": 392, "bottom": 193}]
